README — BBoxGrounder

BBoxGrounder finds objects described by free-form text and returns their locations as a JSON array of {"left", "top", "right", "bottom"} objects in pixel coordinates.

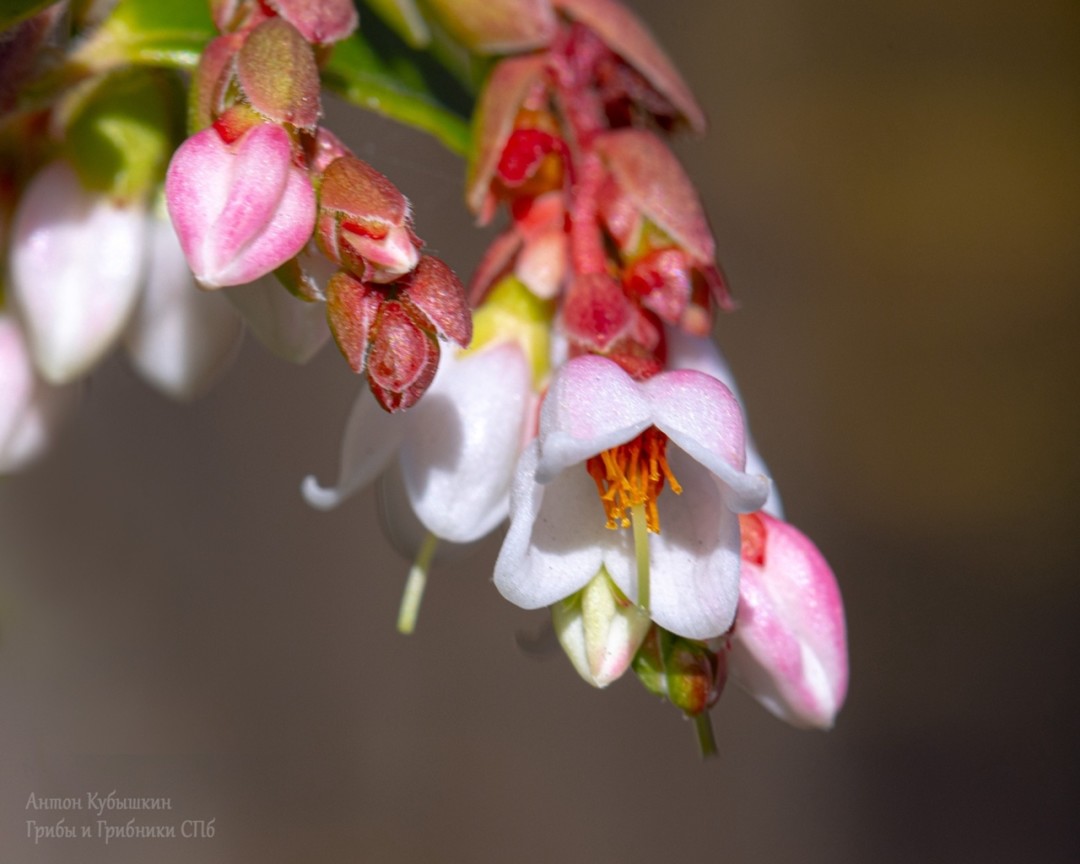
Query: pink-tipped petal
[
  {"left": 536, "top": 354, "right": 651, "bottom": 482},
  {"left": 665, "top": 326, "right": 783, "bottom": 516},
  {"left": 553, "top": 570, "right": 651, "bottom": 688},
  {"left": 730, "top": 513, "right": 849, "bottom": 728},
  {"left": 515, "top": 225, "right": 567, "bottom": 300},
  {"left": 645, "top": 368, "right": 769, "bottom": 512}
]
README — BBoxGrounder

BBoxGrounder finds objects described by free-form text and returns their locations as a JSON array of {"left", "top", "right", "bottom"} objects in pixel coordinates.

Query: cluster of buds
[
  {"left": 2, "top": 0, "right": 847, "bottom": 755},
  {"left": 166, "top": 0, "right": 471, "bottom": 411},
  {"left": 305, "top": 0, "right": 848, "bottom": 753}
]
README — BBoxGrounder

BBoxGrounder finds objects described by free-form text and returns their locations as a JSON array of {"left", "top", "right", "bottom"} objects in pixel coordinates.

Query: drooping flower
[
  {"left": 123, "top": 209, "right": 244, "bottom": 400},
  {"left": 303, "top": 337, "right": 534, "bottom": 544},
  {"left": 728, "top": 511, "right": 848, "bottom": 728},
  {"left": 10, "top": 160, "right": 148, "bottom": 384},
  {"left": 495, "top": 354, "right": 770, "bottom": 639},
  {"left": 165, "top": 122, "right": 316, "bottom": 288}
]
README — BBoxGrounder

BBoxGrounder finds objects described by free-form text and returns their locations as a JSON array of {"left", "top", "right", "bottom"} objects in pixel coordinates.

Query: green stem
[
  {"left": 693, "top": 712, "right": 718, "bottom": 759},
  {"left": 397, "top": 532, "right": 438, "bottom": 635},
  {"left": 631, "top": 500, "right": 650, "bottom": 613}
]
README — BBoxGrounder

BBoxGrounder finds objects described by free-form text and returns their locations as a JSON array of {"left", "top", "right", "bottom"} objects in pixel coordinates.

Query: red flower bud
[{"left": 317, "top": 155, "right": 421, "bottom": 283}]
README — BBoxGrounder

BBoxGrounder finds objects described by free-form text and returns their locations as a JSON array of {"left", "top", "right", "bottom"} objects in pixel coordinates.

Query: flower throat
[{"left": 586, "top": 426, "right": 682, "bottom": 533}]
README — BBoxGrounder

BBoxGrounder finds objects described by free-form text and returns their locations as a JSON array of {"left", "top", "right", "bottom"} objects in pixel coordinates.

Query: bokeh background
[{"left": 2, "top": 0, "right": 1077, "bottom": 861}]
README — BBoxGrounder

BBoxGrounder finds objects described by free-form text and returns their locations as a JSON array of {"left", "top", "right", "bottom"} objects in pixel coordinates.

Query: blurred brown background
[{"left": 2, "top": 0, "right": 1077, "bottom": 861}]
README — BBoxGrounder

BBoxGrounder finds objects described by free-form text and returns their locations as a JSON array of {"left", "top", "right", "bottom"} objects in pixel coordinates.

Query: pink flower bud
[
  {"left": 366, "top": 300, "right": 438, "bottom": 411},
  {"left": 0, "top": 314, "right": 78, "bottom": 473},
  {"left": 264, "top": 0, "right": 359, "bottom": 45},
  {"left": 326, "top": 255, "right": 470, "bottom": 412},
  {"left": 729, "top": 512, "right": 849, "bottom": 729},
  {"left": 124, "top": 211, "right": 244, "bottom": 400},
  {"left": 316, "top": 155, "right": 421, "bottom": 284},
  {"left": 553, "top": 568, "right": 651, "bottom": 688},
  {"left": 10, "top": 161, "right": 147, "bottom": 383},
  {"left": 165, "top": 122, "right": 316, "bottom": 288},
  {"left": 397, "top": 254, "right": 472, "bottom": 348}
]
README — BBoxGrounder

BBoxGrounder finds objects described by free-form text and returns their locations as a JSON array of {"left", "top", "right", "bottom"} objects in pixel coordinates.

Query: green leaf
[
  {"left": 321, "top": 11, "right": 473, "bottom": 156},
  {"left": 80, "top": 0, "right": 216, "bottom": 71},
  {"left": 362, "top": 0, "right": 431, "bottom": 49},
  {"left": 0, "top": 0, "right": 55, "bottom": 32}
]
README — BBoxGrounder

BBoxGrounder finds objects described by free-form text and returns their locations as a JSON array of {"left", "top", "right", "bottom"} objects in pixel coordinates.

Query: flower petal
[
  {"left": 604, "top": 448, "right": 741, "bottom": 639},
  {"left": 495, "top": 441, "right": 611, "bottom": 609},
  {"left": 224, "top": 274, "right": 330, "bottom": 364},
  {"left": 664, "top": 326, "right": 782, "bottom": 516},
  {"left": 124, "top": 212, "right": 243, "bottom": 400},
  {"left": 645, "top": 368, "right": 769, "bottom": 512},
  {"left": 11, "top": 161, "right": 146, "bottom": 383},
  {"left": 400, "top": 342, "right": 531, "bottom": 543},
  {"left": 301, "top": 386, "right": 402, "bottom": 510},
  {"left": 0, "top": 314, "right": 78, "bottom": 473},
  {"left": 536, "top": 354, "right": 651, "bottom": 482},
  {"left": 729, "top": 513, "right": 848, "bottom": 728}
]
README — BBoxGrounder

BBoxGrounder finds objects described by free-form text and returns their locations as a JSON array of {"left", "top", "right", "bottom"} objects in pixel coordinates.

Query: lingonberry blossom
[
  {"left": 303, "top": 337, "right": 533, "bottom": 544},
  {"left": 728, "top": 511, "right": 849, "bottom": 729},
  {"left": 124, "top": 209, "right": 244, "bottom": 400},
  {"left": 10, "top": 160, "right": 148, "bottom": 384},
  {"left": 165, "top": 122, "right": 316, "bottom": 288},
  {"left": 495, "top": 354, "right": 770, "bottom": 640},
  {"left": 0, "top": 314, "right": 78, "bottom": 473}
]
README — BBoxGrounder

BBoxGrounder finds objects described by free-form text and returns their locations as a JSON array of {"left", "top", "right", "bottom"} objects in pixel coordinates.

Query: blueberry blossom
[{"left": 495, "top": 354, "right": 770, "bottom": 639}]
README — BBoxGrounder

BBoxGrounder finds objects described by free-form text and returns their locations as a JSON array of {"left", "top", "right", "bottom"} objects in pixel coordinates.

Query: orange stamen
[{"left": 586, "top": 427, "right": 683, "bottom": 533}]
